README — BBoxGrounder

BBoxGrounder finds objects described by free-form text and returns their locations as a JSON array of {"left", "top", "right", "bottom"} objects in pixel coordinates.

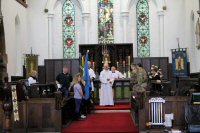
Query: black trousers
[
  {"left": 80, "top": 87, "right": 93, "bottom": 115},
  {"left": 81, "top": 98, "right": 91, "bottom": 115}
]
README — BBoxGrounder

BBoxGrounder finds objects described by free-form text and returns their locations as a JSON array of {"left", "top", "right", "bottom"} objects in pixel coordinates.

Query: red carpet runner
[
  {"left": 95, "top": 104, "right": 130, "bottom": 110},
  {"left": 62, "top": 112, "right": 139, "bottom": 133}
]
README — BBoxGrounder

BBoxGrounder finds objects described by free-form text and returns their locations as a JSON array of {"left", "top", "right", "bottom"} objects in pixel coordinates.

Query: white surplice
[
  {"left": 99, "top": 69, "right": 114, "bottom": 106},
  {"left": 89, "top": 68, "right": 96, "bottom": 91},
  {"left": 111, "top": 70, "right": 123, "bottom": 79}
]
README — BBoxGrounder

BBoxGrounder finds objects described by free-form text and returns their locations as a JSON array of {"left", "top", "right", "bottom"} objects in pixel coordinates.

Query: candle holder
[{"left": 102, "top": 44, "right": 111, "bottom": 64}]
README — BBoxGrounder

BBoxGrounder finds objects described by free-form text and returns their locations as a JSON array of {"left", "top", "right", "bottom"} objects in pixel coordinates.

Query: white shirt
[
  {"left": 111, "top": 70, "right": 123, "bottom": 79},
  {"left": 89, "top": 68, "right": 96, "bottom": 91},
  {"left": 28, "top": 77, "right": 37, "bottom": 86}
]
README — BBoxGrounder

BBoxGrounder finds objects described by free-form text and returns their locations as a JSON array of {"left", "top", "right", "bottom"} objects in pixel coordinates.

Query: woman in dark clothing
[{"left": 149, "top": 65, "right": 162, "bottom": 96}]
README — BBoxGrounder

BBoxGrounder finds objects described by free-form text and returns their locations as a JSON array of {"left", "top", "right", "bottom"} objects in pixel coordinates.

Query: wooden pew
[
  {"left": 0, "top": 101, "right": 3, "bottom": 132},
  {"left": 131, "top": 96, "right": 189, "bottom": 131},
  {"left": 0, "top": 98, "right": 62, "bottom": 132}
]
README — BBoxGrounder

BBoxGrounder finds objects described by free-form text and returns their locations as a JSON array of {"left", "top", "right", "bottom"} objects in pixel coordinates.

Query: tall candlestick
[
  {"left": 117, "top": 61, "right": 119, "bottom": 69},
  {"left": 82, "top": 56, "right": 84, "bottom": 67},
  {"left": 93, "top": 62, "right": 95, "bottom": 70},
  {"left": 123, "top": 61, "right": 125, "bottom": 67},
  {"left": 128, "top": 56, "right": 130, "bottom": 66}
]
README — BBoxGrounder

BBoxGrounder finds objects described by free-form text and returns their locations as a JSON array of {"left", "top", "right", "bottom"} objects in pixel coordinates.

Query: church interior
[{"left": 1, "top": 0, "right": 200, "bottom": 133}]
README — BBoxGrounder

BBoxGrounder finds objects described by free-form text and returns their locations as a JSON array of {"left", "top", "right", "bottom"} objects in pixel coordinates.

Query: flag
[{"left": 83, "top": 51, "right": 91, "bottom": 100}]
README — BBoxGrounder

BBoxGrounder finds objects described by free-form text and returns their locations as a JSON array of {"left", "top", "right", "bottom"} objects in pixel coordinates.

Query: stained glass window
[
  {"left": 137, "top": 0, "right": 150, "bottom": 57},
  {"left": 63, "top": 0, "right": 75, "bottom": 58},
  {"left": 98, "top": 0, "right": 114, "bottom": 44}
]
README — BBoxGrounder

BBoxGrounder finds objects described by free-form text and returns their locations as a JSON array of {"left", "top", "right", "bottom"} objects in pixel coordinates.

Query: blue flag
[{"left": 83, "top": 51, "right": 91, "bottom": 100}]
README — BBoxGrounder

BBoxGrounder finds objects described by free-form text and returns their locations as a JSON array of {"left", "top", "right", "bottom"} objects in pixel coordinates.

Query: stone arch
[
  {"left": 46, "top": 0, "right": 84, "bottom": 14},
  {"left": 127, "top": 0, "right": 159, "bottom": 12}
]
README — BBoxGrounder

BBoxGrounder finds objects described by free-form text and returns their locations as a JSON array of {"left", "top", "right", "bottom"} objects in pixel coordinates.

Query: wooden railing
[{"left": 93, "top": 79, "right": 132, "bottom": 102}]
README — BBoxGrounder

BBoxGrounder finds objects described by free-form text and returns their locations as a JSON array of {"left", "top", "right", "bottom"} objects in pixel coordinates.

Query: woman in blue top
[{"left": 73, "top": 73, "right": 85, "bottom": 120}]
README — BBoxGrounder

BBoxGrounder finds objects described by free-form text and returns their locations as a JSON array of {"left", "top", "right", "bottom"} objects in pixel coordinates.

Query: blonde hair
[{"left": 72, "top": 73, "right": 82, "bottom": 84}]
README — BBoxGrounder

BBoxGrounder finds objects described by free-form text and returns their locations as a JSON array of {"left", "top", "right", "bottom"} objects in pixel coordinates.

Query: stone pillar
[
  {"left": 121, "top": 12, "right": 129, "bottom": 43},
  {"left": 0, "top": 5, "right": 8, "bottom": 84},
  {"left": 157, "top": 10, "right": 165, "bottom": 57},
  {"left": 48, "top": 13, "right": 54, "bottom": 59},
  {"left": 82, "top": 13, "right": 90, "bottom": 44}
]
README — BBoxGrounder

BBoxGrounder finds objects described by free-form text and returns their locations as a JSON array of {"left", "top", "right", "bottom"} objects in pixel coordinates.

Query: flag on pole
[{"left": 83, "top": 50, "right": 91, "bottom": 100}]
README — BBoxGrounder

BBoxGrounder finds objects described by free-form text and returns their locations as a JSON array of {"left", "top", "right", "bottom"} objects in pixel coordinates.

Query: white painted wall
[
  {"left": 2, "top": 0, "right": 200, "bottom": 77},
  {"left": 164, "top": 0, "right": 186, "bottom": 62},
  {"left": 2, "top": 0, "right": 28, "bottom": 78},
  {"left": 27, "top": 0, "right": 49, "bottom": 65},
  {"left": 185, "top": 0, "right": 200, "bottom": 73}
]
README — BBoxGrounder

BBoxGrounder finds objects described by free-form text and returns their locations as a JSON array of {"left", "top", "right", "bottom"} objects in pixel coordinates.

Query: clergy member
[
  {"left": 100, "top": 63, "right": 114, "bottom": 106},
  {"left": 88, "top": 61, "right": 96, "bottom": 91},
  {"left": 82, "top": 61, "right": 96, "bottom": 114},
  {"left": 111, "top": 66, "right": 122, "bottom": 79}
]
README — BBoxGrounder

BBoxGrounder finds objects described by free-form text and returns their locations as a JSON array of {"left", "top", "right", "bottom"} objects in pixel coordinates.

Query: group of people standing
[
  {"left": 56, "top": 61, "right": 96, "bottom": 120},
  {"left": 55, "top": 61, "right": 163, "bottom": 120},
  {"left": 130, "top": 63, "right": 163, "bottom": 96},
  {"left": 56, "top": 62, "right": 123, "bottom": 120}
]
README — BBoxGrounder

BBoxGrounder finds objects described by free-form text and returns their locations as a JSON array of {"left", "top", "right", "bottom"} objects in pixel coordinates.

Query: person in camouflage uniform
[
  {"left": 130, "top": 63, "right": 147, "bottom": 109},
  {"left": 130, "top": 63, "right": 147, "bottom": 93},
  {"left": 137, "top": 63, "right": 148, "bottom": 89}
]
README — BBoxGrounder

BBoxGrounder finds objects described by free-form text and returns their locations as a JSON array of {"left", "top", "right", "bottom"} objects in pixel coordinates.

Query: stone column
[
  {"left": 82, "top": 13, "right": 90, "bottom": 44},
  {"left": 157, "top": 10, "right": 165, "bottom": 57},
  {"left": 121, "top": 12, "right": 129, "bottom": 43},
  {"left": 48, "top": 13, "right": 54, "bottom": 59}
]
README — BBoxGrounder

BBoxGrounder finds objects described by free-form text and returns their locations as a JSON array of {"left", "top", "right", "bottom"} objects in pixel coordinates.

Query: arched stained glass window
[
  {"left": 63, "top": 0, "right": 75, "bottom": 58},
  {"left": 137, "top": 0, "right": 150, "bottom": 57},
  {"left": 98, "top": 0, "right": 114, "bottom": 44}
]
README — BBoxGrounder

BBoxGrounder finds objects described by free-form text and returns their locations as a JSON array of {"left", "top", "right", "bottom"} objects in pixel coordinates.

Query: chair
[{"left": 149, "top": 97, "right": 165, "bottom": 126}]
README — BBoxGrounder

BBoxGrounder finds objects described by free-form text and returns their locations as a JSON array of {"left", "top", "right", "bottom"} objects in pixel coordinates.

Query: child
[{"left": 73, "top": 73, "right": 86, "bottom": 120}]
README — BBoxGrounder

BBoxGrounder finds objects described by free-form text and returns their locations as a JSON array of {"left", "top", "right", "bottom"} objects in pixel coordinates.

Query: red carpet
[
  {"left": 95, "top": 104, "right": 130, "bottom": 110},
  {"left": 62, "top": 113, "right": 139, "bottom": 133}
]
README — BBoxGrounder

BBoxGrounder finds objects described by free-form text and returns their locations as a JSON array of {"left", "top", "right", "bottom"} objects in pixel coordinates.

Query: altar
[{"left": 79, "top": 43, "right": 133, "bottom": 75}]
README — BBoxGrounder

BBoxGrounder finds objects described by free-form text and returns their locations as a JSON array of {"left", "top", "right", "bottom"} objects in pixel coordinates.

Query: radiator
[{"left": 149, "top": 97, "right": 165, "bottom": 126}]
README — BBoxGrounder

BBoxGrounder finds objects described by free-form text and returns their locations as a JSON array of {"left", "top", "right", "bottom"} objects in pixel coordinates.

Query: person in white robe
[
  {"left": 111, "top": 66, "right": 122, "bottom": 98},
  {"left": 100, "top": 63, "right": 114, "bottom": 106},
  {"left": 88, "top": 61, "right": 96, "bottom": 91},
  {"left": 111, "top": 66, "right": 123, "bottom": 79}
]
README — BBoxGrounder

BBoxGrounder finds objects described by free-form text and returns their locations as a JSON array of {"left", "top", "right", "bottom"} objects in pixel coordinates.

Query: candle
[
  {"left": 123, "top": 61, "right": 125, "bottom": 67},
  {"left": 128, "top": 56, "right": 130, "bottom": 66},
  {"left": 81, "top": 56, "right": 84, "bottom": 67},
  {"left": 117, "top": 61, "right": 119, "bottom": 68},
  {"left": 128, "top": 71, "right": 130, "bottom": 78}
]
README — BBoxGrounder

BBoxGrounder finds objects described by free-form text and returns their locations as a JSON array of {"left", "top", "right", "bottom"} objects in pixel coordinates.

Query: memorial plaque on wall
[{"left": 25, "top": 54, "right": 38, "bottom": 78}]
